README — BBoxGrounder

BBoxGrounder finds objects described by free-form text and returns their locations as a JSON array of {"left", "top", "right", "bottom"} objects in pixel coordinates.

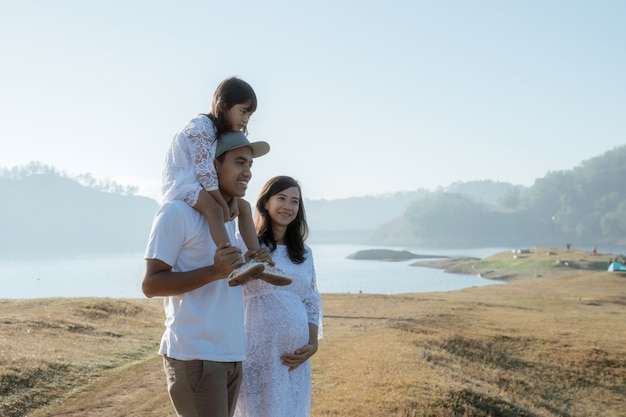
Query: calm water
[
  {"left": 312, "top": 244, "right": 505, "bottom": 294},
  {"left": 0, "top": 245, "right": 506, "bottom": 299}
]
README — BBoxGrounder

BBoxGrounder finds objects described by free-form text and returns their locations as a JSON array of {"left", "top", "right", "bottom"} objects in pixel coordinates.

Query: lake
[{"left": 0, "top": 244, "right": 507, "bottom": 299}]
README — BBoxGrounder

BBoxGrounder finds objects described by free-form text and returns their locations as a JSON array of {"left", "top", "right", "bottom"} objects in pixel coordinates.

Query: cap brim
[{"left": 248, "top": 141, "right": 270, "bottom": 158}]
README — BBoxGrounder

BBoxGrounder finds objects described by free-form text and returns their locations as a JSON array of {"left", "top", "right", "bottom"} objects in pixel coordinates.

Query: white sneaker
[
  {"left": 259, "top": 264, "right": 292, "bottom": 286},
  {"left": 228, "top": 260, "right": 265, "bottom": 287}
]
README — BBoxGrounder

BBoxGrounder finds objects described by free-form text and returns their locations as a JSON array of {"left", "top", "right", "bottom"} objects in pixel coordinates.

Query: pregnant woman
[{"left": 235, "top": 176, "right": 323, "bottom": 417}]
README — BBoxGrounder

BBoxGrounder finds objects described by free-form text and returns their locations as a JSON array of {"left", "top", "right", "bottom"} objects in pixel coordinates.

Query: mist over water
[{"left": 0, "top": 245, "right": 506, "bottom": 299}]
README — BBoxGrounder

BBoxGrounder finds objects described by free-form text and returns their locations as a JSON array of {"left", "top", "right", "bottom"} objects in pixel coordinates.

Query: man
[{"left": 142, "top": 131, "right": 270, "bottom": 417}]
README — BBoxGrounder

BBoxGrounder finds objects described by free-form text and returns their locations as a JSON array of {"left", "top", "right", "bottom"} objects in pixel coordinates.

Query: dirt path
[{"left": 33, "top": 357, "right": 171, "bottom": 417}]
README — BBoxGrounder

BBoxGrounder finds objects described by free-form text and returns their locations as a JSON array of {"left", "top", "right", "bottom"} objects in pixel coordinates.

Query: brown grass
[
  {"left": 1, "top": 248, "right": 625, "bottom": 417},
  {"left": 0, "top": 299, "right": 164, "bottom": 417}
]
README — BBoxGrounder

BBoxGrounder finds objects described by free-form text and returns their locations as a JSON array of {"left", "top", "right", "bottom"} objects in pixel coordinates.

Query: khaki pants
[{"left": 163, "top": 355, "right": 242, "bottom": 417}]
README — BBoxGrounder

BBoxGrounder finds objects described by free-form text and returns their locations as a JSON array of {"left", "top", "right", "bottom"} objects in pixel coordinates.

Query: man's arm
[{"left": 142, "top": 243, "right": 242, "bottom": 298}]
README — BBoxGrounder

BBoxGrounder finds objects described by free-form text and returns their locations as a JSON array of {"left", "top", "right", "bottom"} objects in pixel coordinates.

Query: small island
[{"left": 346, "top": 249, "right": 449, "bottom": 262}]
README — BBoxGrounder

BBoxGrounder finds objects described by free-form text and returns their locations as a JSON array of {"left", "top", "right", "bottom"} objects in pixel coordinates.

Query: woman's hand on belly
[{"left": 280, "top": 343, "right": 318, "bottom": 371}]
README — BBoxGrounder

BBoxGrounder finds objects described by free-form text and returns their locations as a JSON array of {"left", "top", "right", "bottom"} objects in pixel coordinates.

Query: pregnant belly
[{"left": 244, "top": 294, "right": 309, "bottom": 352}]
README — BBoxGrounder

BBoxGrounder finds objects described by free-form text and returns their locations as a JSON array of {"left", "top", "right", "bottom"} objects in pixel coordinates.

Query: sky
[{"left": 1, "top": 1, "right": 625, "bottom": 202}]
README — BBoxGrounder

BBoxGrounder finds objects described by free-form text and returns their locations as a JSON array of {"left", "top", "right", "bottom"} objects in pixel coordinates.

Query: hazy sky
[{"left": 1, "top": 1, "right": 624, "bottom": 201}]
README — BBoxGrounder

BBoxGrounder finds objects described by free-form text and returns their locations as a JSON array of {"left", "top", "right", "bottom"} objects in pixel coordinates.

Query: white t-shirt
[{"left": 144, "top": 200, "right": 245, "bottom": 361}]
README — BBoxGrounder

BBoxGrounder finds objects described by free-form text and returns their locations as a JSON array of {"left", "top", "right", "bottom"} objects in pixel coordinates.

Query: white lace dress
[
  {"left": 234, "top": 244, "right": 323, "bottom": 417},
  {"left": 161, "top": 115, "right": 219, "bottom": 206}
]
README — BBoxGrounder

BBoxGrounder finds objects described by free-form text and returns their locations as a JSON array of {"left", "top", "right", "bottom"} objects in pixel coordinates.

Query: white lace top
[
  {"left": 234, "top": 244, "right": 323, "bottom": 417},
  {"left": 161, "top": 115, "right": 218, "bottom": 206}
]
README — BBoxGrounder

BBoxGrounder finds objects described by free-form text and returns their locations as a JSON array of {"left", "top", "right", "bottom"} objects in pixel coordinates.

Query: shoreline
[
  {"left": 2, "top": 247, "right": 626, "bottom": 416},
  {"left": 344, "top": 246, "right": 625, "bottom": 282}
]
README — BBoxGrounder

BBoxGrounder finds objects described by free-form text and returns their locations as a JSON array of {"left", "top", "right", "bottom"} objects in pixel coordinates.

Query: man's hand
[{"left": 213, "top": 243, "right": 244, "bottom": 278}]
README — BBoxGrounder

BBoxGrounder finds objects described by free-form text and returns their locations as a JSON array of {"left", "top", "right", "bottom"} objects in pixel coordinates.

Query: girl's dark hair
[
  {"left": 255, "top": 176, "right": 308, "bottom": 264},
  {"left": 207, "top": 77, "right": 257, "bottom": 136}
]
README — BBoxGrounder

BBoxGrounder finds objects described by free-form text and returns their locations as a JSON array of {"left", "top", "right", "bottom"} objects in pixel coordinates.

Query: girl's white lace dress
[
  {"left": 161, "top": 115, "right": 218, "bottom": 206},
  {"left": 234, "top": 244, "right": 323, "bottom": 417}
]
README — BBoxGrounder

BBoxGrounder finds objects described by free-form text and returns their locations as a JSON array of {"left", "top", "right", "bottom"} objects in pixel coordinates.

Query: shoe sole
[
  {"left": 259, "top": 272, "right": 292, "bottom": 286},
  {"left": 228, "top": 264, "right": 265, "bottom": 287}
]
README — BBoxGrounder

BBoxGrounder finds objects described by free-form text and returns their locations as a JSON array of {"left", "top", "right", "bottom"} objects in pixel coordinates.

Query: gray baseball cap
[{"left": 216, "top": 131, "right": 270, "bottom": 158}]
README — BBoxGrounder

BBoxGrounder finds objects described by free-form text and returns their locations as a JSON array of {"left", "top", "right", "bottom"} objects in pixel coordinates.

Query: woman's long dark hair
[
  {"left": 255, "top": 176, "right": 308, "bottom": 264},
  {"left": 207, "top": 77, "right": 257, "bottom": 136}
]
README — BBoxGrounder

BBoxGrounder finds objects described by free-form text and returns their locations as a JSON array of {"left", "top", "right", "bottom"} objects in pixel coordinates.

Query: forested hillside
[
  {"left": 368, "top": 146, "right": 626, "bottom": 248},
  {"left": 0, "top": 163, "right": 158, "bottom": 258},
  {"left": 305, "top": 180, "right": 519, "bottom": 233}
]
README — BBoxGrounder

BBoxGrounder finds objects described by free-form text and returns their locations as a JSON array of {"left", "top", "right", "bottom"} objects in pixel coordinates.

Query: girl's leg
[
  {"left": 194, "top": 189, "right": 231, "bottom": 247},
  {"left": 236, "top": 198, "right": 260, "bottom": 252}
]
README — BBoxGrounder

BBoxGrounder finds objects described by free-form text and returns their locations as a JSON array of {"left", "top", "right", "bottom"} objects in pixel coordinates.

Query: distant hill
[
  {"left": 305, "top": 191, "right": 427, "bottom": 233},
  {"left": 305, "top": 181, "right": 519, "bottom": 233},
  {"left": 0, "top": 172, "right": 158, "bottom": 258},
  {"left": 368, "top": 145, "right": 626, "bottom": 249}
]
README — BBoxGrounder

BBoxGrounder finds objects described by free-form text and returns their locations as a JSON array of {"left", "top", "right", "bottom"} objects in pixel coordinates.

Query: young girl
[
  {"left": 234, "top": 176, "right": 323, "bottom": 417},
  {"left": 161, "top": 76, "right": 290, "bottom": 286}
]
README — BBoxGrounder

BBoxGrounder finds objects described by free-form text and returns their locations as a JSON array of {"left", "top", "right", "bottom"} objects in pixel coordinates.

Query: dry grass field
[{"left": 1, "top": 248, "right": 625, "bottom": 417}]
